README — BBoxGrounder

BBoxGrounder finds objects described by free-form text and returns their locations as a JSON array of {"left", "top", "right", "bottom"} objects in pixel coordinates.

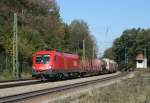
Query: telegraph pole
[
  {"left": 144, "top": 42, "right": 147, "bottom": 68},
  {"left": 83, "top": 40, "right": 85, "bottom": 60},
  {"left": 93, "top": 46, "right": 95, "bottom": 59},
  {"left": 21, "top": 9, "right": 24, "bottom": 27},
  {"left": 144, "top": 42, "right": 147, "bottom": 59},
  {"left": 13, "top": 13, "right": 19, "bottom": 79},
  {"left": 125, "top": 47, "right": 127, "bottom": 70}
]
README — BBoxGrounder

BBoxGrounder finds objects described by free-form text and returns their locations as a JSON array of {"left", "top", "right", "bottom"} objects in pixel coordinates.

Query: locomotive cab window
[{"left": 36, "top": 54, "right": 50, "bottom": 64}]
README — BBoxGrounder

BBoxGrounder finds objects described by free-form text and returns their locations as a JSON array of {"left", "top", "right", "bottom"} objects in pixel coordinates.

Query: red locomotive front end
[{"left": 32, "top": 51, "right": 54, "bottom": 79}]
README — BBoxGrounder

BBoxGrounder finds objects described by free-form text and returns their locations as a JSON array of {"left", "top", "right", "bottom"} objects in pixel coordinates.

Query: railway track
[
  {"left": 0, "top": 72, "right": 128, "bottom": 103},
  {"left": 0, "top": 76, "right": 89, "bottom": 89},
  {"left": 0, "top": 79, "right": 32, "bottom": 83},
  {"left": 0, "top": 79, "right": 42, "bottom": 89}
]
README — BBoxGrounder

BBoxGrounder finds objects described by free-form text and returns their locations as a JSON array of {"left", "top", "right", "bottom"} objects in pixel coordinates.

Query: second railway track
[
  {"left": 0, "top": 79, "right": 41, "bottom": 89},
  {"left": 0, "top": 72, "right": 129, "bottom": 103}
]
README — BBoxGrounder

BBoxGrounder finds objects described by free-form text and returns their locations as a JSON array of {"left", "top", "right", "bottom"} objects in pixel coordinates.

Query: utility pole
[
  {"left": 144, "top": 42, "right": 147, "bottom": 59},
  {"left": 93, "top": 46, "right": 95, "bottom": 59},
  {"left": 105, "top": 27, "right": 109, "bottom": 42},
  {"left": 83, "top": 40, "right": 85, "bottom": 60},
  {"left": 21, "top": 9, "right": 24, "bottom": 27},
  {"left": 125, "top": 47, "right": 127, "bottom": 70},
  {"left": 144, "top": 42, "right": 147, "bottom": 69},
  {"left": 13, "top": 13, "right": 19, "bottom": 79}
]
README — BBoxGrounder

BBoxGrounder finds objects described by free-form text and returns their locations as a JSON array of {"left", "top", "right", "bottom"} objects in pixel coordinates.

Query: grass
[
  {"left": 0, "top": 68, "right": 32, "bottom": 81},
  {"left": 0, "top": 69, "right": 13, "bottom": 80},
  {"left": 54, "top": 69, "right": 150, "bottom": 103}
]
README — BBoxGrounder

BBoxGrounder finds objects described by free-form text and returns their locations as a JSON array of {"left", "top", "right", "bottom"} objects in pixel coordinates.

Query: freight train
[{"left": 32, "top": 50, "right": 118, "bottom": 80}]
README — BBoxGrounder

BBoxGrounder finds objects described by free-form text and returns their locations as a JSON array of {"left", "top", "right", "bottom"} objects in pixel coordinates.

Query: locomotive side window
[{"left": 36, "top": 54, "right": 50, "bottom": 64}]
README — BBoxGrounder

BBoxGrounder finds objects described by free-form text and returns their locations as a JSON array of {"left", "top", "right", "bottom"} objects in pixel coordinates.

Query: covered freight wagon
[
  {"left": 80, "top": 59, "right": 103, "bottom": 76},
  {"left": 103, "top": 58, "right": 117, "bottom": 72}
]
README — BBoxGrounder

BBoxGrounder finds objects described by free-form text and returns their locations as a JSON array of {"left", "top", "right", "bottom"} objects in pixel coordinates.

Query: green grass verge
[{"left": 0, "top": 68, "right": 32, "bottom": 81}]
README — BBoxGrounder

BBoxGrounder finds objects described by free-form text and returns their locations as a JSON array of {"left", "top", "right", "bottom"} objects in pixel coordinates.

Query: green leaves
[
  {"left": 69, "top": 20, "right": 97, "bottom": 58},
  {"left": 19, "top": 27, "right": 46, "bottom": 55}
]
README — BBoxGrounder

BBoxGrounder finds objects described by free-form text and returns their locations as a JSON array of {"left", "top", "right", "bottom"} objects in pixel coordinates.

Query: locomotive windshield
[{"left": 36, "top": 54, "right": 50, "bottom": 64}]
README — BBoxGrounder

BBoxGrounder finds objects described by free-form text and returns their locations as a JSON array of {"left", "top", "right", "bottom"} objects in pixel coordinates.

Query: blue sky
[{"left": 56, "top": 0, "right": 150, "bottom": 56}]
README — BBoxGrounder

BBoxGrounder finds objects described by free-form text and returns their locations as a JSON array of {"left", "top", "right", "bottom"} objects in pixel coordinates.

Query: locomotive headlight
[
  {"left": 48, "top": 65, "right": 52, "bottom": 69},
  {"left": 46, "top": 65, "right": 51, "bottom": 69}
]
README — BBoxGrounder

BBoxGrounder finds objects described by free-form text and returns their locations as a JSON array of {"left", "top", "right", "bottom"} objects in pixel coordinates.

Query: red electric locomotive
[{"left": 32, "top": 50, "right": 81, "bottom": 79}]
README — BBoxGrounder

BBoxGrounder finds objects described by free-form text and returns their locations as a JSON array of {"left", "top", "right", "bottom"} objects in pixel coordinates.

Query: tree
[
  {"left": 69, "top": 20, "right": 98, "bottom": 58},
  {"left": 103, "top": 48, "right": 114, "bottom": 59}
]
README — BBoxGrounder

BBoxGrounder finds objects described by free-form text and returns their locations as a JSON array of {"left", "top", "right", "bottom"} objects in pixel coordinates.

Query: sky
[{"left": 56, "top": 0, "right": 150, "bottom": 56}]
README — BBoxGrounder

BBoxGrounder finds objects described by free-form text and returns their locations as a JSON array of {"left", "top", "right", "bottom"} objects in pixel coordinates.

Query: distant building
[{"left": 136, "top": 53, "right": 147, "bottom": 69}]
